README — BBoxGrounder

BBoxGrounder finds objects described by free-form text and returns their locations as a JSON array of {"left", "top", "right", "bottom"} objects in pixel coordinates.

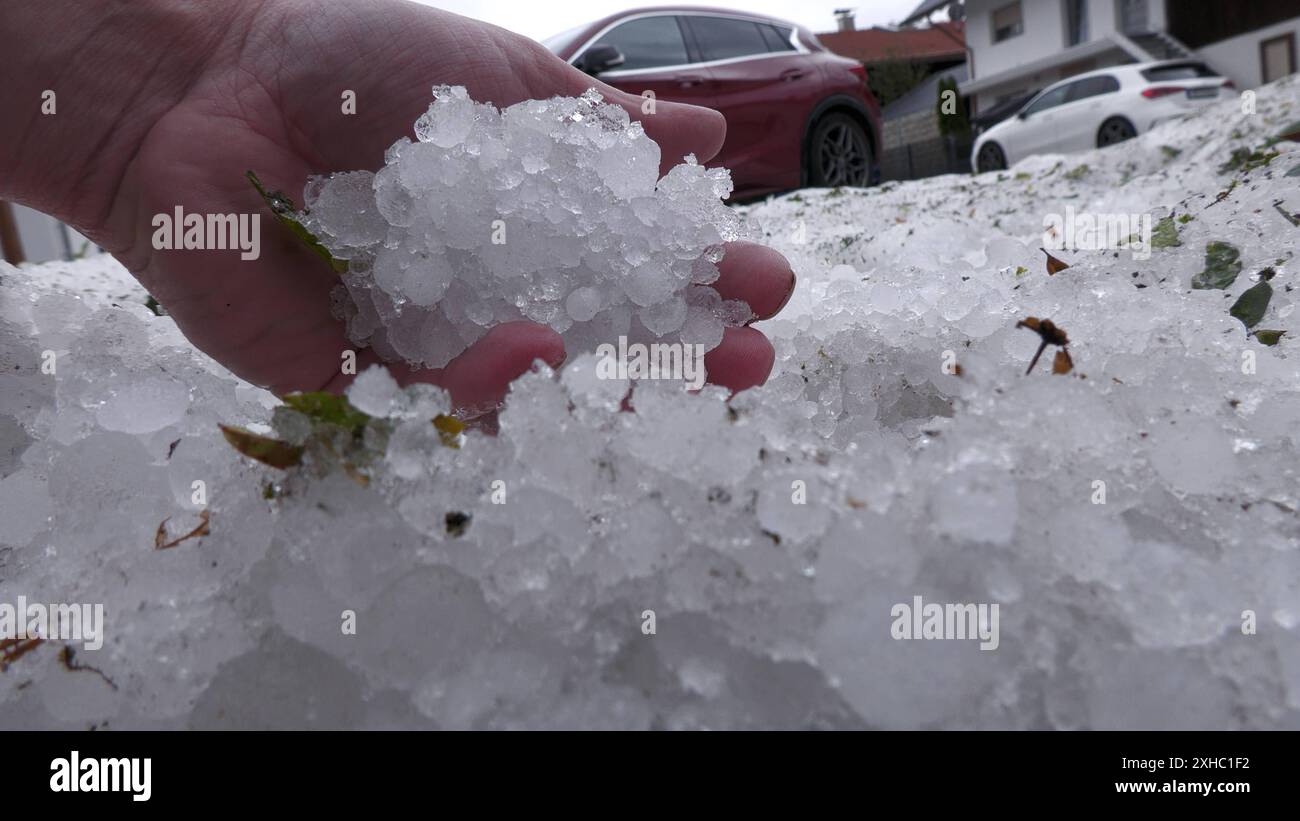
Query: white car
[{"left": 971, "top": 61, "right": 1231, "bottom": 172}]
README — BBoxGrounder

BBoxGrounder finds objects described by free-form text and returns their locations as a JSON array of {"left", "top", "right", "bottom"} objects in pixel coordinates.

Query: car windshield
[{"left": 541, "top": 24, "right": 587, "bottom": 54}]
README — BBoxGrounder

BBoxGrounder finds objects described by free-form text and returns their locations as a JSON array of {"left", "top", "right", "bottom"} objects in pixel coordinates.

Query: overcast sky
[{"left": 415, "top": 1, "right": 928, "bottom": 42}]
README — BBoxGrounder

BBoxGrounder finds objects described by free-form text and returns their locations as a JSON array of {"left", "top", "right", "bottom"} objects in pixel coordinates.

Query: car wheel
[
  {"left": 1097, "top": 117, "right": 1137, "bottom": 147},
  {"left": 809, "top": 113, "right": 872, "bottom": 188},
  {"left": 976, "top": 142, "right": 1007, "bottom": 172}
]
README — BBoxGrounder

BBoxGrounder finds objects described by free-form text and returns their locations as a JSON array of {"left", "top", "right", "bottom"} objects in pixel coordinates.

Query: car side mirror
[{"left": 581, "top": 44, "right": 625, "bottom": 75}]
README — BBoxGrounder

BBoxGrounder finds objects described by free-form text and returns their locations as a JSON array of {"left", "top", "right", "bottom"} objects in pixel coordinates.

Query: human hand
[{"left": 1, "top": 0, "right": 796, "bottom": 408}]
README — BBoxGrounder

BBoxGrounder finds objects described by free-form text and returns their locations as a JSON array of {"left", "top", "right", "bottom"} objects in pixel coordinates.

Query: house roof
[{"left": 817, "top": 21, "right": 966, "bottom": 65}]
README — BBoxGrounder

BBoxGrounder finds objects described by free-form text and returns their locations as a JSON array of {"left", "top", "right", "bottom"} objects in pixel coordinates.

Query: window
[
  {"left": 591, "top": 16, "right": 688, "bottom": 71},
  {"left": 759, "top": 24, "right": 797, "bottom": 53},
  {"left": 1066, "top": 75, "right": 1119, "bottom": 102},
  {"left": 1261, "top": 33, "right": 1296, "bottom": 84},
  {"left": 992, "top": 2, "right": 1023, "bottom": 43},
  {"left": 1064, "top": 0, "right": 1089, "bottom": 47},
  {"left": 688, "top": 16, "right": 771, "bottom": 61},
  {"left": 1020, "top": 83, "right": 1071, "bottom": 116},
  {"left": 1140, "top": 62, "right": 1220, "bottom": 82}
]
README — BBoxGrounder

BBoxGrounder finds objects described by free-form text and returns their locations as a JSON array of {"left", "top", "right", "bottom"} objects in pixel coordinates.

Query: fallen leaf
[
  {"left": 247, "top": 170, "right": 347, "bottom": 274},
  {"left": 1052, "top": 348, "right": 1074, "bottom": 374},
  {"left": 433, "top": 414, "right": 466, "bottom": 449},
  {"left": 0, "top": 637, "right": 43, "bottom": 671},
  {"left": 1151, "top": 216, "right": 1181, "bottom": 249},
  {"left": 1191, "top": 241, "right": 1242, "bottom": 290},
  {"left": 1016, "top": 317, "right": 1071, "bottom": 374},
  {"left": 1230, "top": 279, "right": 1272, "bottom": 329},
  {"left": 155, "top": 509, "right": 210, "bottom": 550},
  {"left": 1040, "top": 248, "right": 1070, "bottom": 274},
  {"left": 281, "top": 392, "right": 371, "bottom": 435},
  {"left": 219, "top": 424, "right": 304, "bottom": 469},
  {"left": 1254, "top": 329, "right": 1286, "bottom": 346}
]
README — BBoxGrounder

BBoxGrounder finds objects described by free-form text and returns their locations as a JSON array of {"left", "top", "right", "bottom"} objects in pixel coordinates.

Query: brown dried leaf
[
  {"left": 1040, "top": 247, "right": 1070, "bottom": 275},
  {"left": 1, "top": 637, "right": 43, "bottom": 671},
  {"left": 155, "top": 509, "right": 210, "bottom": 550},
  {"left": 219, "top": 424, "right": 304, "bottom": 469},
  {"left": 1052, "top": 348, "right": 1074, "bottom": 375}
]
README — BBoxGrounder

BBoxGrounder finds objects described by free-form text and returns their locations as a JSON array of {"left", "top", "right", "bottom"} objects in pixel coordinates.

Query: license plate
[{"left": 1187, "top": 87, "right": 1218, "bottom": 99}]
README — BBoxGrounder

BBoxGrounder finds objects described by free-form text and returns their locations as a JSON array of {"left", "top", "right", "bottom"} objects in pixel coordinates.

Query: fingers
[
  {"left": 617, "top": 91, "right": 727, "bottom": 174},
  {"left": 554, "top": 61, "right": 726, "bottom": 173},
  {"left": 406, "top": 321, "right": 566, "bottom": 413},
  {"left": 704, "top": 326, "right": 776, "bottom": 394},
  {"left": 710, "top": 241, "right": 797, "bottom": 322}
]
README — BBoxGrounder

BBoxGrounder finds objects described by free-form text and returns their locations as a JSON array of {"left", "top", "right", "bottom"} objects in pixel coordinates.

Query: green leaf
[
  {"left": 1254, "top": 329, "right": 1286, "bottom": 346},
  {"left": 1151, "top": 216, "right": 1181, "bottom": 249},
  {"left": 1230, "top": 280, "right": 1272, "bottom": 328},
  {"left": 281, "top": 392, "right": 372, "bottom": 435},
  {"left": 246, "top": 170, "right": 347, "bottom": 274},
  {"left": 1219, "top": 146, "right": 1279, "bottom": 174},
  {"left": 219, "top": 425, "right": 304, "bottom": 469},
  {"left": 144, "top": 295, "right": 166, "bottom": 316},
  {"left": 1192, "top": 241, "right": 1242, "bottom": 290}
]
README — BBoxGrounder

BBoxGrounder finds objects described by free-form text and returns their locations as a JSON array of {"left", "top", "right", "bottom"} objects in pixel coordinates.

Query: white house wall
[{"left": 1196, "top": 17, "right": 1300, "bottom": 89}]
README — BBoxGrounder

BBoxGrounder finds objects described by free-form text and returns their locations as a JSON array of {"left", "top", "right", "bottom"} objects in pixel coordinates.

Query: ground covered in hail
[{"left": 1, "top": 77, "right": 1299, "bottom": 729}]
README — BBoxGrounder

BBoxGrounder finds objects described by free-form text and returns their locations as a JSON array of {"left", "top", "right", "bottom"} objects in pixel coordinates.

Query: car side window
[
  {"left": 1021, "top": 83, "right": 1072, "bottom": 116},
  {"left": 1067, "top": 75, "right": 1120, "bottom": 102},
  {"left": 688, "top": 16, "right": 771, "bottom": 61},
  {"left": 759, "top": 24, "right": 796, "bottom": 53},
  {"left": 591, "top": 16, "right": 689, "bottom": 71}
]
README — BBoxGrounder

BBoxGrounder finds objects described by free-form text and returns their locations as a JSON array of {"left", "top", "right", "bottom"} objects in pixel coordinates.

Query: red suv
[{"left": 544, "top": 7, "right": 881, "bottom": 200}]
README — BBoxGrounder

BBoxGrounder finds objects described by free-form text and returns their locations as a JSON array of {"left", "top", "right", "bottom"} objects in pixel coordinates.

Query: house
[
  {"left": 818, "top": 17, "right": 967, "bottom": 107},
  {"left": 878, "top": 63, "right": 973, "bottom": 180},
  {"left": 817, "top": 13, "right": 969, "bottom": 179},
  {"left": 955, "top": 0, "right": 1300, "bottom": 115}
]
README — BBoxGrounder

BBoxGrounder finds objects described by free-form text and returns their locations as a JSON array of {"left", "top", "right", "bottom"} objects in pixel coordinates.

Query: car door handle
[
  {"left": 780, "top": 69, "right": 807, "bottom": 81},
  {"left": 677, "top": 75, "right": 706, "bottom": 88}
]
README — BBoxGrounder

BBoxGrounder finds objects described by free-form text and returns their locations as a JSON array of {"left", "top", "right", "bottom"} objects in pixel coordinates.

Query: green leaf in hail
[
  {"left": 1229, "top": 279, "right": 1272, "bottom": 329},
  {"left": 219, "top": 424, "right": 304, "bottom": 469},
  {"left": 281, "top": 392, "right": 372, "bottom": 436},
  {"left": 433, "top": 414, "right": 466, "bottom": 449},
  {"left": 246, "top": 170, "right": 347, "bottom": 274},
  {"left": 1151, "top": 216, "right": 1181, "bottom": 249},
  {"left": 1191, "top": 241, "right": 1242, "bottom": 290}
]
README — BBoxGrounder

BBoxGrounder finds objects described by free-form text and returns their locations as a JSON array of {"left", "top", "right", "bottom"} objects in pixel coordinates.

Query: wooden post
[{"left": 0, "top": 201, "right": 24, "bottom": 265}]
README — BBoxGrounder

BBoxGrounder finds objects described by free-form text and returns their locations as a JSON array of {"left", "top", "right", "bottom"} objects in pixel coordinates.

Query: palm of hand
[{"left": 108, "top": 0, "right": 791, "bottom": 408}]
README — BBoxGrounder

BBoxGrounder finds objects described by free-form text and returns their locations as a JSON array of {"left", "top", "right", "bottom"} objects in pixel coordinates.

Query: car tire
[
  {"left": 975, "top": 142, "right": 1007, "bottom": 173},
  {"left": 1097, "top": 116, "right": 1137, "bottom": 147},
  {"left": 809, "top": 113, "right": 873, "bottom": 188}
]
